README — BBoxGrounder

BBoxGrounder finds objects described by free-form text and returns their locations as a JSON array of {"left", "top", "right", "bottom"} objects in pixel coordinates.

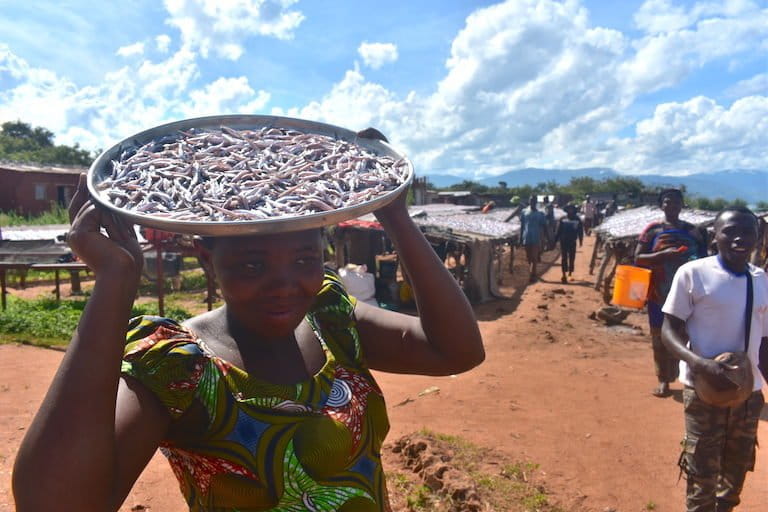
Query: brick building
[{"left": 0, "top": 161, "right": 85, "bottom": 215}]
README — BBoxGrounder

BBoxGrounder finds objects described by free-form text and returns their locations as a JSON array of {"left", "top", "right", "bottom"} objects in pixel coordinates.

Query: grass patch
[
  {"left": 386, "top": 472, "right": 444, "bottom": 511},
  {"left": 0, "top": 295, "right": 192, "bottom": 346},
  {"left": 2, "top": 268, "right": 92, "bottom": 287},
  {"left": 181, "top": 269, "right": 209, "bottom": 290},
  {"left": 408, "top": 429, "right": 563, "bottom": 511},
  {"left": 0, "top": 203, "right": 70, "bottom": 226},
  {"left": 182, "top": 257, "right": 201, "bottom": 270},
  {"left": 137, "top": 269, "right": 210, "bottom": 295}
]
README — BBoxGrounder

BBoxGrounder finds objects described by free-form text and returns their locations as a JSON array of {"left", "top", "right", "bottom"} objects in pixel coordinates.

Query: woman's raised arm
[
  {"left": 355, "top": 190, "right": 484, "bottom": 376},
  {"left": 13, "top": 175, "right": 171, "bottom": 511}
]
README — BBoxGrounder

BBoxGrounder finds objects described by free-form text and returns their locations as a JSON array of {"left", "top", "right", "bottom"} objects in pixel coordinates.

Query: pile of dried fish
[
  {"left": 413, "top": 213, "right": 518, "bottom": 239},
  {"left": 593, "top": 206, "right": 717, "bottom": 240},
  {"left": 96, "top": 126, "right": 409, "bottom": 221}
]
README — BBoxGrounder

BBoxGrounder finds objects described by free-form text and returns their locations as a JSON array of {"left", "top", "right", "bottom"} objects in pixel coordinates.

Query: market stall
[{"left": 332, "top": 205, "right": 521, "bottom": 305}]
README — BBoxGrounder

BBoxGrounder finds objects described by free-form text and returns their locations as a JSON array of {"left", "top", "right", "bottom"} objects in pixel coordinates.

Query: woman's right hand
[
  {"left": 66, "top": 174, "right": 144, "bottom": 280},
  {"left": 654, "top": 246, "right": 686, "bottom": 262}
]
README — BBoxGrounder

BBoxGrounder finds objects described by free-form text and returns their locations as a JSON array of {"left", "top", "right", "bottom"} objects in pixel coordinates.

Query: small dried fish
[
  {"left": 96, "top": 126, "right": 409, "bottom": 222},
  {"left": 592, "top": 206, "right": 717, "bottom": 240}
]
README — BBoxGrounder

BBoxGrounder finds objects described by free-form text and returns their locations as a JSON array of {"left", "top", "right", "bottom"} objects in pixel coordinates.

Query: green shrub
[
  {"left": 181, "top": 270, "right": 209, "bottom": 290},
  {"left": 0, "top": 296, "right": 192, "bottom": 344},
  {"left": 0, "top": 202, "right": 70, "bottom": 226}
]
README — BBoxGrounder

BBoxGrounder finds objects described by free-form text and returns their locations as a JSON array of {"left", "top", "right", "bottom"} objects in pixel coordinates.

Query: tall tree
[{"left": 0, "top": 121, "right": 92, "bottom": 166}]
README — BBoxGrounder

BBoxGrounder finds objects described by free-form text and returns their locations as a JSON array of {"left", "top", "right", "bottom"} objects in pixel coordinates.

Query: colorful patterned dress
[
  {"left": 637, "top": 221, "right": 707, "bottom": 305},
  {"left": 121, "top": 272, "right": 391, "bottom": 511}
]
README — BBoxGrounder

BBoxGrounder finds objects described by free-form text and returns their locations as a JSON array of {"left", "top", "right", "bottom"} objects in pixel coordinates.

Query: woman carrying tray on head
[
  {"left": 634, "top": 188, "right": 707, "bottom": 398},
  {"left": 13, "top": 129, "right": 485, "bottom": 512}
]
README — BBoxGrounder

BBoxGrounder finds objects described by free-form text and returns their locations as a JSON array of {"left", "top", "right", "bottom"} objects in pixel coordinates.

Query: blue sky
[{"left": 1, "top": 0, "right": 766, "bottom": 179}]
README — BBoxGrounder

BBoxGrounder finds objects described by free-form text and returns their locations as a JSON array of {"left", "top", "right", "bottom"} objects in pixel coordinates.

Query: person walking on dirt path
[
  {"left": 555, "top": 204, "right": 584, "bottom": 283},
  {"left": 635, "top": 188, "right": 708, "bottom": 398},
  {"left": 582, "top": 195, "right": 597, "bottom": 235},
  {"left": 661, "top": 206, "right": 767, "bottom": 512},
  {"left": 543, "top": 198, "right": 556, "bottom": 251},
  {"left": 12, "top": 129, "right": 485, "bottom": 512},
  {"left": 519, "top": 195, "right": 548, "bottom": 283}
]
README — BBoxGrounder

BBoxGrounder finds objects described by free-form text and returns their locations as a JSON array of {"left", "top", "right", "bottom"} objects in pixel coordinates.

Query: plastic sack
[{"left": 338, "top": 264, "right": 378, "bottom": 306}]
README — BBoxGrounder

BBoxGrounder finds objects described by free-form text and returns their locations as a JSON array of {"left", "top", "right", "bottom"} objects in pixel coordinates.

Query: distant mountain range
[{"left": 424, "top": 168, "right": 768, "bottom": 204}]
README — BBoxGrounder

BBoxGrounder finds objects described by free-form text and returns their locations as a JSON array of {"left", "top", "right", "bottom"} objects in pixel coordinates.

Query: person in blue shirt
[
  {"left": 555, "top": 204, "right": 584, "bottom": 283},
  {"left": 519, "top": 196, "right": 548, "bottom": 283},
  {"left": 635, "top": 188, "right": 707, "bottom": 398}
]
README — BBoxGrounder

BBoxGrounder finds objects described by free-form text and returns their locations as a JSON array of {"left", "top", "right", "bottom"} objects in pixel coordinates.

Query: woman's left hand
[
  {"left": 374, "top": 187, "right": 409, "bottom": 227},
  {"left": 354, "top": 126, "right": 411, "bottom": 227}
]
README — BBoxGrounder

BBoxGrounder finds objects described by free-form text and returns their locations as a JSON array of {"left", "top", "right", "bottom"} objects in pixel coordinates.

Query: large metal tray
[{"left": 87, "top": 115, "right": 413, "bottom": 236}]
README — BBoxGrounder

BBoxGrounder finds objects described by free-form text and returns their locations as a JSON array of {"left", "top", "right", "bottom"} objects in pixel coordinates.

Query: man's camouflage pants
[{"left": 678, "top": 387, "right": 763, "bottom": 512}]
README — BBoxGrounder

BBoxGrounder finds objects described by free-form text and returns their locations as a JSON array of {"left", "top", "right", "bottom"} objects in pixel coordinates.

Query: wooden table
[
  {"left": 0, "top": 263, "right": 32, "bottom": 310},
  {"left": 0, "top": 262, "right": 90, "bottom": 310},
  {"left": 29, "top": 263, "right": 90, "bottom": 302}
]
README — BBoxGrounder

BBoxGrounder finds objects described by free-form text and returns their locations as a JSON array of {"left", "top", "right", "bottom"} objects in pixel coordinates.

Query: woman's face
[
  {"left": 208, "top": 229, "right": 325, "bottom": 339},
  {"left": 660, "top": 194, "right": 683, "bottom": 221}
]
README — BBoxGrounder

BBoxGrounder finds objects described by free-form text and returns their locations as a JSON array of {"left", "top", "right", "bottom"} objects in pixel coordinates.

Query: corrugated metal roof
[
  {"left": 1, "top": 224, "right": 147, "bottom": 243},
  {"left": 0, "top": 161, "right": 86, "bottom": 175},
  {"left": 436, "top": 191, "right": 474, "bottom": 197}
]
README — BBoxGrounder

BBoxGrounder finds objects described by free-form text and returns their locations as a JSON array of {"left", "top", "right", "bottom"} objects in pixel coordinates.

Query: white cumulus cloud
[
  {"left": 2, "top": 0, "right": 766, "bottom": 179},
  {"left": 116, "top": 42, "right": 145, "bottom": 58},
  {"left": 156, "top": 34, "right": 172, "bottom": 53},
  {"left": 273, "top": 0, "right": 766, "bottom": 177},
  {"left": 162, "top": 0, "right": 305, "bottom": 60},
  {"left": 180, "top": 76, "right": 271, "bottom": 117},
  {"left": 0, "top": 44, "right": 273, "bottom": 151},
  {"left": 622, "top": 0, "right": 768, "bottom": 95},
  {"left": 725, "top": 72, "right": 768, "bottom": 98},
  {"left": 607, "top": 95, "right": 768, "bottom": 174},
  {"left": 358, "top": 42, "right": 398, "bottom": 69}
]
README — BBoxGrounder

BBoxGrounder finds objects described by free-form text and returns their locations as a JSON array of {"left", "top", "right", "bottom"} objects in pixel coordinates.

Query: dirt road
[{"left": 1, "top": 234, "right": 765, "bottom": 511}]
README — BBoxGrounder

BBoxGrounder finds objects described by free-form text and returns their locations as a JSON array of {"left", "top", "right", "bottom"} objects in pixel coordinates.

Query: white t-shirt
[{"left": 662, "top": 255, "right": 768, "bottom": 391}]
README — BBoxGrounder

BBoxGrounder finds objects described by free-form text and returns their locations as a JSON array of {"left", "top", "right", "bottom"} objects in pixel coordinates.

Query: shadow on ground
[{"left": 474, "top": 247, "right": 562, "bottom": 322}]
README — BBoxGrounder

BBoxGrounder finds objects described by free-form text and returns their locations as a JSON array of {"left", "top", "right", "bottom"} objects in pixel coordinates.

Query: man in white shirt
[{"left": 662, "top": 206, "right": 767, "bottom": 512}]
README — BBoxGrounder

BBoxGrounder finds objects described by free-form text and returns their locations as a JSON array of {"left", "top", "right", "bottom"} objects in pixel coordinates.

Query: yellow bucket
[{"left": 612, "top": 265, "right": 652, "bottom": 309}]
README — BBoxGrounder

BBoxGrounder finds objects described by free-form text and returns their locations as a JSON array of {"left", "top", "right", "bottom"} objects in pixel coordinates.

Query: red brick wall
[{"left": 0, "top": 168, "right": 81, "bottom": 215}]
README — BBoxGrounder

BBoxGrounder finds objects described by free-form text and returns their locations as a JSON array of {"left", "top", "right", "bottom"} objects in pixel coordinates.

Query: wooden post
[
  {"left": 595, "top": 243, "right": 613, "bottom": 291},
  {"left": 603, "top": 260, "right": 618, "bottom": 305},
  {"left": 69, "top": 270, "right": 82, "bottom": 294},
  {"left": 589, "top": 234, "right": 602, "bottom": 275},
  {"left": 1, "top": 268, "right": 6, "bottom": 311},
  {"left": 54, "top": 269, "right": 60, "bottom": 302},
  {"left": 206, "top": 270, "right": 214, "bottom": 312},
  {"left": 156, "top": 242, "right": 164, "bottom": 317},
  {"left": 496, "top": 243, "right": 504, "bottom": 286}
]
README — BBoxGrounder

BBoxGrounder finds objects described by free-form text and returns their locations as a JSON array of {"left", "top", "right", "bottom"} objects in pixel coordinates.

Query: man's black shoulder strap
[{"left": 744, "top": 269, "right": 752, "bottom": 352}]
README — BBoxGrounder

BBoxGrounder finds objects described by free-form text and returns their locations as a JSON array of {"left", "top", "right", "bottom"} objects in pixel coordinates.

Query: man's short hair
[
  {"left": 714, "top": 205, "right": 759, "bottom": 229},
  {"left": 657, "top": 188, "right": 683, "bottom": 205}
]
